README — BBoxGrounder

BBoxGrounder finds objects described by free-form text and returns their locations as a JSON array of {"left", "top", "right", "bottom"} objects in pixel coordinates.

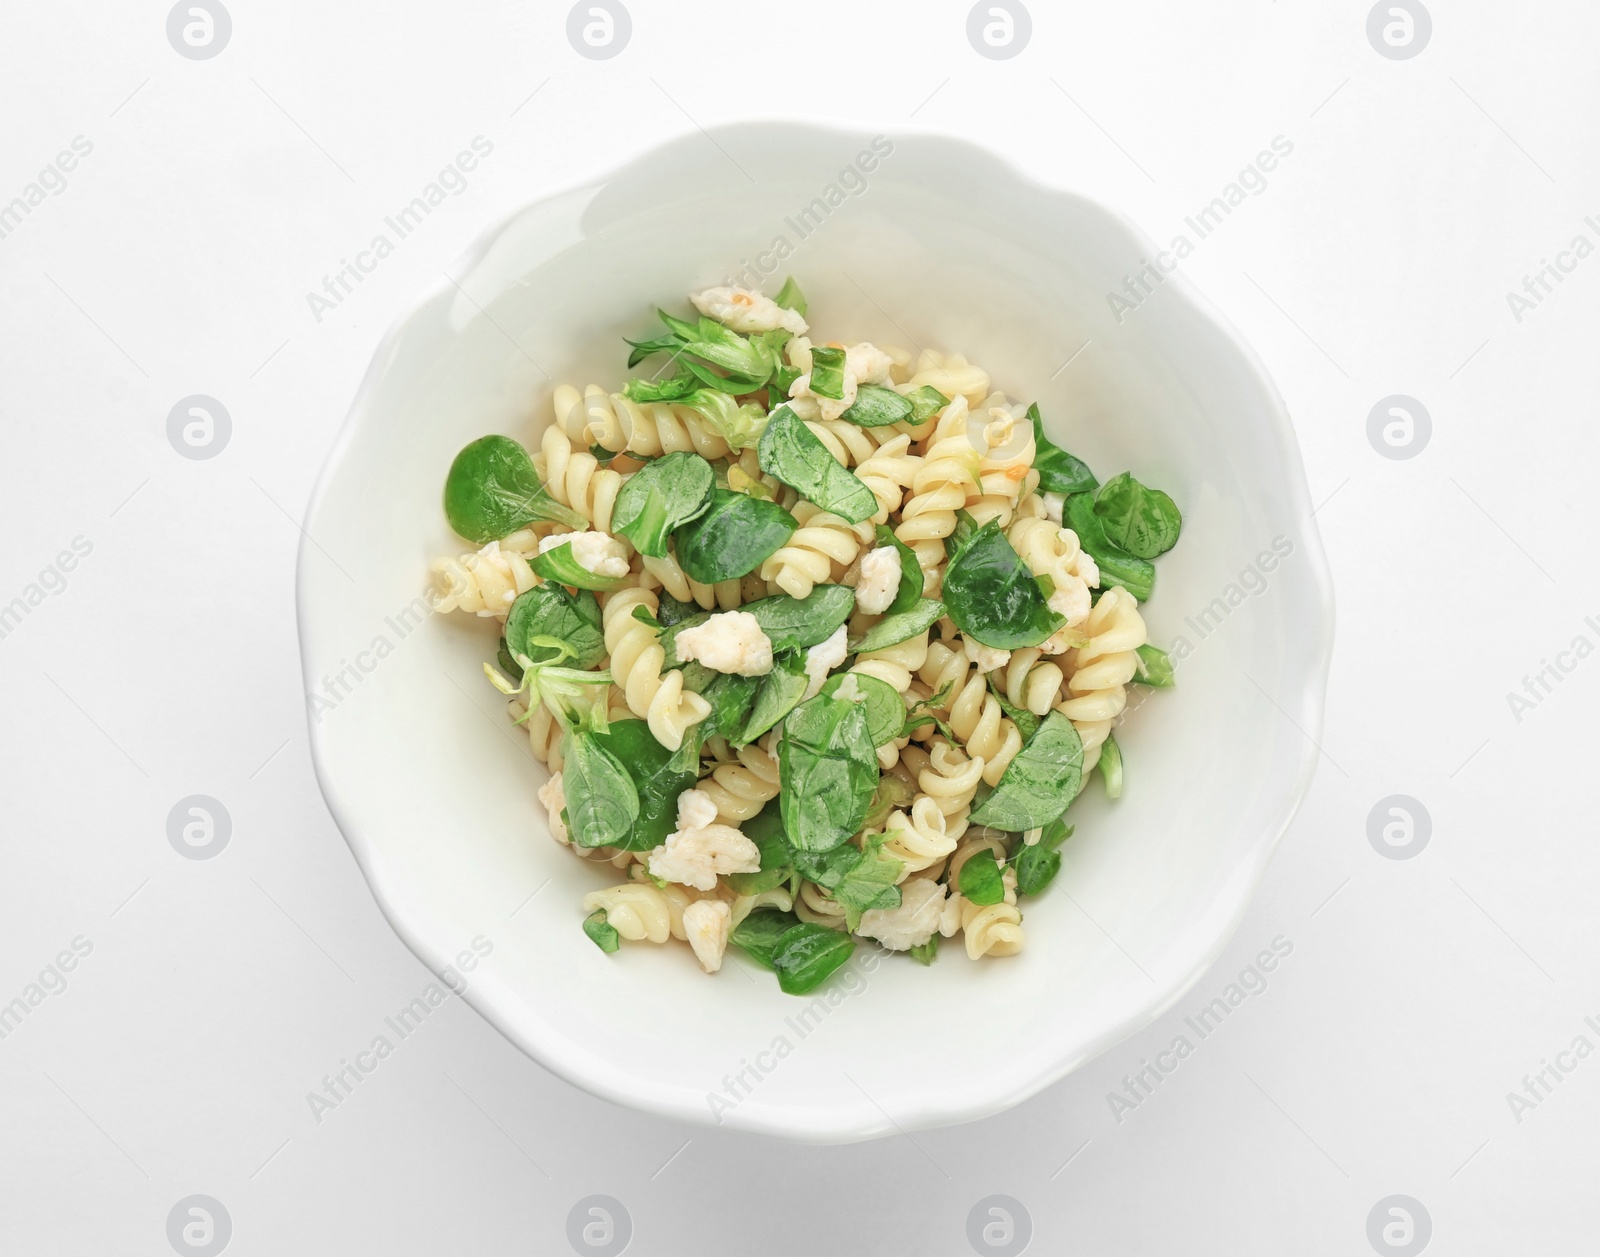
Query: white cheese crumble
[
  {"left": 845, "top": 341, "right": 894, "bottom": 386},
  {"left": 857, "top": 878, "right": 947, "bottom": 950},
  {"left": 537, "top": 774, "right": 567, "bottom": 845},
  {"left": 646, "top": 789, "right": 761, "bottom": 891},
  {"left": 832, "top": 673, "right": 865, "bottom": 704},
  {"left": 673, "top": 610, "right": 774, "bottom": 676},
  {"left": 963, "top": 639, "right": 1012, "bottom": 672},
  {"left": 801, "top": 624, "right": 850, "bottom": 700},
  {"left": 854, "top": 545, "right": 902, "bottom": 615},
  {"left": 690, "top": 286, "right": 808, "bottom": 336},
  {"left": 1075, "top": 547, "right": 1100, "bottom": 588},
  {"left": 681, "top": 899, "right": 732, "bottom": 973},
  {"left": 786, "top": 341, "right": 892, "bottom": 421},
  {"left": 538, "top": 530, "right": 629, "bottom": 579},
  {"left": 1042, "top": 492, "right": 1066, "bottom": 524}
]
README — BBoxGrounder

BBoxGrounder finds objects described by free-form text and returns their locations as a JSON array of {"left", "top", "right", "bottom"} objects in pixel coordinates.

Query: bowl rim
[{"left": 296, "top": 117, "right": 1337, "bottom": 1143}]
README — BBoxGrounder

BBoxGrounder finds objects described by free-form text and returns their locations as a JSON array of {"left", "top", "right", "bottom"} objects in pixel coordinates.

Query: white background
[{"left": 2, "top": 1, "right": 1597, "bottom": 1253}]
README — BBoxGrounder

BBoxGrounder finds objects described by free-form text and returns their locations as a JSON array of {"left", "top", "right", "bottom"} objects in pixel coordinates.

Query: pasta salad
[{"left": 430, "top": 279, "right": 1182, "bottom": 995}]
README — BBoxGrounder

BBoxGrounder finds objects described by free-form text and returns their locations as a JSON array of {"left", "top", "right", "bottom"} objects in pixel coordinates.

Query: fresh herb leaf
[
  {"left": 771, "top": 923, "right": 856, "bottom": 995},
  {"left": 904, "top": 386, "right": 949, "bottom": 425},
  {"left": 820, "top": 673, "right": 903, "bottom": 748},
  {"left": 586, "top": 719, "right": 702, "bottom": 851},
  {"left": 611, "top": 451, "right": 715, "bottom": 557},
  {"left": 848, "top": 597, "right": 945, "bottom": 655},
  {"left": 778, "top": 691, "right": 879, "bottom": 852},
  {"left": 767, "top": 364, "right": 800, "bottom": 409},
  {"left": 678, "top": 389, "right": 770, "bottom": 450},
  {"left": 623, "top": 373, "right": 699, "bottom": 403},
  {"left": 901, "top": 684, "right": 955, "bottom": 742},
  {"left": 757, "top": 406, "right": 877, "bottom": 524},
  {"left": 1099, "top": 731, "right": 1124, "bottom": 799},
  {"left": 444, "top": 435, "right": 587, "bottom": 542},
  {"left": 631, "top": 604, "right": 663, "bottom": 631},
  {"left": 941, "top": 520, "right": 1065, "bottom": 649},
  {"left": 1094, "top": 471, "right": 1182, "bottom": 559},
  {"left": 655, "top": 593, "right": 699, "bottom": 627},
  {"left": 582, "top": 909, "right": 621, "bottom": 953},
  {"left": 727, "top": 800, "right": 792, "bottom": 895},
  {"left": 807, "top": 346, "right": 847, "bottom": 400},
  {"left": 624, "top": 332, "right": 682, "bottom": 368},
  {"left": 968, "top": 712, "right": 1083, "bottom": 831},
  {"left": 832, "top": 833, "right": 904, "bottom": 929},
  {"left": 505, "top": 585, "right": 605, "bottom": 670},
  {"left": 735, "top": 649, "right": 809, "bottom": 746},
  {"left": 840, "top": 384, "right": 912, "bottom": 428},
  {"left": 673, "top": 488, "right": 797, "bottom": 583},
  {"left": 561, "top": 728, "right": 641, "bottom": 848},
  {"left": 774, "top": 276, "right": 807, "bottom": 316},
  {"left": 530, "top": 542, "right": 631, "bottom": 592},
  {"left": 986, "top": 677, "right": 1042, "bottom": 743},
  {"left": 1065, "top": 493, "right": 1155, "bottom": 602},
  {"left": 1014, "top": 817, "right": 1074, "bottom": 896},
  {"left": 873, "top": 524, "right": 923, "bottom": 615},
  {"left": 730, "top": 907, "right": 801, "bottom": 970},
  {"left": 909, "top": 934, "right": 939, "bottom": 965},
  {"left": 1133, "top": 643, "right": 1175, "bottom": 688},
  {"left": 957, "top": 848, "right": 1005, "bottom": 906},
  {"left": 1028, "top": 403, "right": 1098, "bottom": 495}
]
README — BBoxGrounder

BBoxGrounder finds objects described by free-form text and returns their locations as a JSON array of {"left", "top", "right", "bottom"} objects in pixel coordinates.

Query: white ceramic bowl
[{"left": 298, "top": 122, "right": 1334, "bottom": 1143}]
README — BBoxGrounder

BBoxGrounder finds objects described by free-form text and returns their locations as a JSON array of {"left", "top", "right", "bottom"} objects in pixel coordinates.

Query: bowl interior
[{"left": 300, "top": 124, "right": 1331, "bottom": 1141}]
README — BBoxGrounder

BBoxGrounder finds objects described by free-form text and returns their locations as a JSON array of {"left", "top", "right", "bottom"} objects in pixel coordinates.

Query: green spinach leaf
[
  {"left": 820, "top": 673, "right": 903, "bottom": 748},
  {"left": 1065, "top": 493, "right": 1155, "bottom": 602},
  {"left": 677, "top": 389, "right": 769, "bottom": 450},
  {"left": 832, "top": 833, "right": 904, "bottom": 929},
  {"left": 941, "top": 520, "right": 1064, "bottom": 649},
  {"left": 904, "top": 386, "right": 949, "bottom": 425},
  {"left": 588, "top": 719, "right": 699, "bottom": 851},
  {"left": 944, "top": 508, "right": 981, "bottom": 562},
  {"left": 561, "top": 728, "right": 641, "bottom": 848},
  {"left": 757, "top": 406, "right": 877, "bottom": 524},
  {"left": 505, "top": 585, "right": 605, "bottom": 669},
  {"left": 623, "top": 373, "right": 699, "bottom": 403},
  {"left": 735, "top": 649, "right": 809, "bottom": 745},
  {"left": 957, "top": 847, "right": 1005, "bottom": 906},
  {"left": 611, "top": 451, "right": 714, "bottom": 557},
  {"left": 771, "top": 923, "right": 856, "bottom": 994},
  {"left": 969, "top": 712, "right": 1083, "bottom": 831},
  {"left": 660, "top": 584, "right": 854, "bottom": 669},
  {"left": 444, "top": 435, "right": 587, "bottom": 542},
  {"left": 986, "top": 677, "right": 1042, "bottom": 743},
  {"left": 1014, "top": 817, "right": 1074, "bottom": 896},
  {"left": 1028, "top": 403, "right": 1098, "bottom": 495},
  {"left": 673, "top": 488, "right": 797, "bottom": 583},
  {"left": 806, "top": 346, "right": 847, "bottom": 400},
  {"left": 773, "top": 276, "right": 807, "bottom": 316},
  {"left": 730, "top": 907, "right": 801, "bottom": 971},
  {"left": 698, "top": 672, "right": 761, "bottom": 742},
  {"left": 1094, "top": 471, "right": 1182, "bottom": 559},
  {"left": 778, "top": 691, "right": 879, "bottom": 852},
  {"left": 841, "top": 384, "right": 912, "bottom": 428},
  {"left": 848, "top": 597, "right": 945, "bottom": 655},
  {"left": 727, "top": 800, "right": 792, "bottom": 895}
]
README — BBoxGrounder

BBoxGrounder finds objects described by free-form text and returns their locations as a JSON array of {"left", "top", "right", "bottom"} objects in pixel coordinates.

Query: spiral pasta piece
[
  {"left": 640, "top": 550, "right": 741, "bottom": 611},
  {"left": 961, "top": 882, "right": 1024, "bottom": 958},
  {"left": 430, "top": 540, "right": 539, "bottom": 617},
  {"left": 880, "top": 795, "right": 960, "bottom": 878},
  {"left": 601, "top": 587, "right": 712, "bottom": 751},
  {"left": 759, "top": 500, "right": 873, "bottom": 600},
  {"left": 852, "top": 432, "right": 921, "bottom": 524},
  {"left": 537, "top": 425, "right": 627, "bottom": 535},
  {"left": 582, "top": 881, "right": 703, "bottom": 944},
  {"left": 697, "top": 743, "right": 781, "bottom": 825},
  {"left": 794, "top": 881, "right": 848, "bottom": 928},
  {"left": 1056, "top": 586, "right": 1147, "bottom": 772},
  {"left": 1000, "top": 647, "right": 1066, "bottom": 717},
  {"left": 730, "top": 887, "right": 795, "bottom": 928},
  {"left": 1008, "top": 515, "right": 1097, "bottom": 630},
  {"left": 918, "top": 639, "right": 1023, "bottom": 787},
  {"left": 904, "top": 349, "right": 991, "bottom": 408},
  {"left": 915, "top": 739, "right": 985, "bottom": 831}
]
